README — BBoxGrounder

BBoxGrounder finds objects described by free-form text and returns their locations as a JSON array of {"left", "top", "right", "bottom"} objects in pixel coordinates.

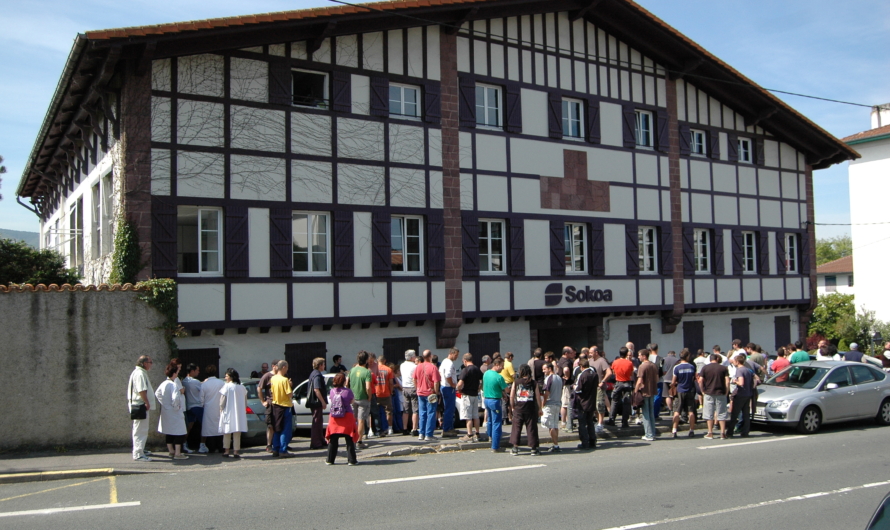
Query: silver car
[
  {"left": 754, "top": 361, "right": 890, "bottom": 434},
  {"left": 292, "top": 373, "right": 335, "bottom": 428}
]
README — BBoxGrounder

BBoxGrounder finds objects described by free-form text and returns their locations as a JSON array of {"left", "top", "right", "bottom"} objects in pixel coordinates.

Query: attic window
[{"left": 292, "top": 69, "right": 328, "bottom": 108}]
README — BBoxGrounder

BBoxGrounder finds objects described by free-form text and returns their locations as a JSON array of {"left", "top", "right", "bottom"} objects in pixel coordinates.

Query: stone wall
[{"left": 0, "top": 285, "right": 169, "bottom": 451}]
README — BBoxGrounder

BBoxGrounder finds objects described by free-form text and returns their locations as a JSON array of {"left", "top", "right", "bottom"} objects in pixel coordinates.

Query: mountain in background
[{"left": 0, "top": 228, "right": 40, "bottom": 248}]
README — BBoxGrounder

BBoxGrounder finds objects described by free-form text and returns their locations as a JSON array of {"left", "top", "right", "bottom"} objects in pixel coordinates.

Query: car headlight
[{"left": 767, "top": 400, "right": 792, "bottom": 409}]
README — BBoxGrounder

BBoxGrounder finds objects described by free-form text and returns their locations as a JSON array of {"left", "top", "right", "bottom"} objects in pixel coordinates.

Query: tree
[
  {"left": 808, "top": 293, "right": 856, "bottom": 341},
  {"left": 815, "top": 235, "right": 852, "bottom": 266},
  {"left": 0, "top": 238, "right": 80, "bottom": 286}
]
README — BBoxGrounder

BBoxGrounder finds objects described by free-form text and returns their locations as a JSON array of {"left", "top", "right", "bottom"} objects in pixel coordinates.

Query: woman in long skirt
[{"left": 219, "top": 368, "right": 248, "bottom": 458}]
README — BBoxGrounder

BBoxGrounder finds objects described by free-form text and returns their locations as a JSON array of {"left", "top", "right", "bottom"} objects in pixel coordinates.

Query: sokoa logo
[
  {"left": 544, "top": 283, "right": 613, "bottom": 306},
  {"left": 544, "top": 283, "right": 564, "bottom": 307}
]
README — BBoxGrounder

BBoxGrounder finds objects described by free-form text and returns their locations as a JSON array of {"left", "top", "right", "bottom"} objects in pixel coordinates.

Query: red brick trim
[
  {"left": 800, "top": 164, "right": 817, "bottom": 342},
  {"left": 663, "top": 77, "right": 685, "bottom": 333},
  {"left": 540, "top": 150, "right": 609, "bottom": 212}
]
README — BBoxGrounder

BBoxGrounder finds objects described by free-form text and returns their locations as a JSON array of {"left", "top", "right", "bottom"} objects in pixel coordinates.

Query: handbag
[
  {"left": 632, "top": 390, "right": 644, "bottom": 408},
  {"left": 306, "top": 375, "right": 321, "bottom": 409},
  {"left": 130, "top": 404, "right": 147, "bottom": 420}
]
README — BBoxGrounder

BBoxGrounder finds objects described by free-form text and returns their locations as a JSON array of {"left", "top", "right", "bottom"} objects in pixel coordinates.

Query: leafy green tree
[
  {"left": 815, "top": 235, "right": 852, "bottom": 266},
  {"left": 0, "top": 238, "right": 80, "bottom": 285},
  {"left": 808, "top": 293, "right": 856, "bottom": 341}
]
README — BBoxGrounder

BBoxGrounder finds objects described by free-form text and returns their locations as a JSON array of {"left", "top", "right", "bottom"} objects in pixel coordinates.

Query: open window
[{"left": 292, "top": 69, "right": 328, "bottom": 108}]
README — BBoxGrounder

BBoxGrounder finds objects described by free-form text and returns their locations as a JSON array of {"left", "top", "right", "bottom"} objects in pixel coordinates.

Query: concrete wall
[{"left": 0, "top": 286, "right": 169, "bottom": 451}]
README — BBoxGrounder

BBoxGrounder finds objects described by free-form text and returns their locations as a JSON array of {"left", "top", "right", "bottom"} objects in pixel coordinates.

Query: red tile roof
[
  {"left": 816, "top": 255, "right": 853, "bottom": 275},
  {"left": 842, "top": 124, "right": 890, "bottom": 144}
]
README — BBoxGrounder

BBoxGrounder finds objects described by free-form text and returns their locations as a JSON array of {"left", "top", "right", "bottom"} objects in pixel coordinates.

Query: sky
[{"left": 0, "top": 0, "right": 887, "bottom": 240}]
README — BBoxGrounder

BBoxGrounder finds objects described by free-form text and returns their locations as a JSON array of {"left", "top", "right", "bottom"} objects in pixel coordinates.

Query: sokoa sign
[{"left": 545, "top": 283, "right": 613, "bottom": 307}]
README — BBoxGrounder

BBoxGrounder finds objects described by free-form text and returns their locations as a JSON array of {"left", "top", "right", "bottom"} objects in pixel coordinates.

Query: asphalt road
[{"left": 1, "top": 421, "right": 888, "bottom": 530}]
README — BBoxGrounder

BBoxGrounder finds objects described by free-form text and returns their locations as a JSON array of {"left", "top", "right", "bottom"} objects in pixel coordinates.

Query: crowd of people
[{"left": 127, "top": 339, "right": 890, "bottom": 464}]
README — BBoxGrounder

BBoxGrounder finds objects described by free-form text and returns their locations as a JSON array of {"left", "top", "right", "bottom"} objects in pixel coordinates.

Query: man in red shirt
[
  {"left": 374, "top": 356, "right": 395, "bottom": 436},
  {"left": 607, "top": 347, "right": 634, "bottom": 428},
  {"left": 414, "top": 350, "right": 441, "bottom": 441},
  {"left": 771, "top": 349, "right": 791, "bottom": 382}
]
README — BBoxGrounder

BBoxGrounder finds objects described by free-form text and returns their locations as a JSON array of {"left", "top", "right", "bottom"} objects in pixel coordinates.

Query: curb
[{"left": 0, "top": 468, "right": 150, "bottom": 485}]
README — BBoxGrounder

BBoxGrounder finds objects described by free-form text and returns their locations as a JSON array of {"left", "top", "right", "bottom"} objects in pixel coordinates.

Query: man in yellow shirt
[
  {"left": 502, "top": 352, "right": 516, "bottom": 424},
  {"left": 270, "top": 360, "right": 294, "bottom": 457}
]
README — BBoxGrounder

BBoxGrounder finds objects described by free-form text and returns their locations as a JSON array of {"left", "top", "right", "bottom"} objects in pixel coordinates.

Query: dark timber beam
[
  {"left": 570, "top": 0, "right": 604, "bottom": 22},
  {"left": 668, "top": 57, "right": 703, "bottom": 80},
  {"left": 444, "top": 7, "right": 478, "bottom": 35},
  {"left": 307, "top": 21, "right": 337, "bottom": 55},
  {"left": 750, "top": 107, "right": 778, "bottom": 126}
]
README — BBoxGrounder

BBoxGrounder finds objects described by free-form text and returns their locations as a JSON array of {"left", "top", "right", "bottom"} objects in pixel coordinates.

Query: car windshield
[
  {"left": 244, "top": 382, "right": 259, "bottom": 399},
  {"left": 764, "top": 366, "right": 829, "bottom": 389}
]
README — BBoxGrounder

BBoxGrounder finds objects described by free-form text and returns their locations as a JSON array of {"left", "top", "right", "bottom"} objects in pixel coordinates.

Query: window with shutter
[
  {"left": 292, "top": 212, "right": 330, "bottom": 274},
  {"left": 775, "top": 231, "right": 786, "bottom": 275},
  {"left": 625, "top": 223, "right": 639, "bottom": 276},
  {"left": 679, "top": 124, "right": 691, "bottom": 156},
  {"left": 462, "top": 214, "right": 480, "bottom": 277},
  {"left": 628, "top": 324, "right": 652, "bottom": 350},
  {"left": 755, "top": 138, "right": 766, "bottom": 166},
  {"left": 504, "top": 82, "right": 522, "bottom": 133},
  {"left": 757, "top": 231, "right": 769, "bottom": 275},
  {"left": 639, "top": 226, "right": 658, "bottom": 273},
  {"left": 151, "top": 197, "right": 177, "bottom": 279},
  {"left": 269, "top": 208, "right": 292, "bottom": 278},
  {"left": 731, "top": 230, "right": 744, "bottom": 275},
  {"left": 369, "top": 77, "right": 389, "bottom": 117},
  {"left": 426, "top": 211, "right": 444, "bottom": 277},
  {"left": 508, "top": 217, "right": 525, "bottom": 277},
  {"left": 622, "top": 105, "right": 637, "bottom": 148},
  {"left": 178, "top": 206, "right": 222, "bottom": 275},
  {"left": 423, "top": 82, "right": 441, "bottom": 125},
  {"left": 727, "top": 134, "right": 739, "bottom": 162},
  {"left": 564, "top": 223, "right": 586, "bottom": 273},
  {"left": 656, "top": 109, "right": 669, "bottom": 153},
  {"left": 371, "top": 212, "right": 391, "bottom": 277},
  {"left": 800, "top": 233, "right": 811, "bottom": 275},
  {"left": 332, "top": 210, "right": 354, "bottom": 278},
  {"left": 225, "top": 205, "right": 249, "bottom": 278},
  {"left": 774, "top": 316, "right": 791, "bottom": 350},
  {"left": 459, "top": 76, "right": 477, "bottom": 128},
  {"left": 586, "top": 100, "right": 601, "bottom": 144},
  {"left": 268, "top": 60, "right": 292, "bottom": 106},
  {"left": 589, "top": 225, "right": 604, "bottom": 276},
  {"left": 389, "top": 84, "right": 421, "bottom": 118},
  {"left": 713, "top": 229, "right": 725, "bottom": 275},
  {"left": 659, "top": 225, "right": 673, "bottom": 275},
  {"left": 550, "top": 220, "right": 566, "bottom": 277},
  {"left": 708, "top": 130, "right": 720, "bottom": 160},
  {"left": 548, "top": 92, "right": 562, "bottom": 139},
  {"left": 331, "top": 71, "right": 351, "bottom": 113},
  {"left": 731, "top": 318, "right": 750, "bottom": 346},
  {"left": 683, "top": 321, "right": 704, "bottom": 355},
  {"left": 682, "top": 227, "right": 695, "bottom": 274}
]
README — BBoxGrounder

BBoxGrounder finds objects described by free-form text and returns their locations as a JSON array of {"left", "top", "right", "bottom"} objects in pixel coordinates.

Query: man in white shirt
[
  {"left": 439, "top": 348, "right": 460, "bottom": 437},
  {"left": 400, "top": 350, "right": 419, "bottom": 436},
  {"left": 128, "top": 356, "right": 155, "bottom": 462}
]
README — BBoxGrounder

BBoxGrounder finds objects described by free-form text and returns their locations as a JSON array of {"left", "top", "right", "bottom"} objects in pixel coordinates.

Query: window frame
[
  {"left": 564, "top": 222, "right": 587, "bottom": 274},
  {"left": 738, "top": 137, "right": 753, "bottom": 163},
  {"left": 91, "top": 183, "right": 102, "bottom": 256},
  {"left": 475, "top": 83, "right": 502, "bottom": 128},
  {"left": 479, "top": 219, "right": 506, "bottom": 275},
  {"left": 825, "top": 275, "right": 837, "bottom": 292},
  {"left": 291, "top": 68, "right": 329, "bottom": 109},
  {"left": 561, "top": 98, "right": 583, "bottom": 139},
  {"left": 635, "top": 110, "right": 654, "bottom": 148},
  {"left": 690, "top": 128, "right": 706, "bottom": 156},
  {"left": 177, "top": 206, "right": 223, "bottom": 276},
  {"left": 391, "top": 215, "right": 424, "bottom": 275},
  {"left": 848, "top": 274, "right": 854, "bottom": 287},
  {"left": 291, "top": 211, "right": 331, "bottom": 276},
  {"left": 694, "top": 228, "right": 710, "bottom": 274},
  {"left": 785, "top": 233, "right": 798, "bottom": 274},
  {"left": 741, "top": 231, "right": 757, "bottom": 273},
  {"left": 638, "top": 226, "right": 658, "bottom": 274},
  {"left": 388, "top": 83, "right": 421, "bottom": 120}
]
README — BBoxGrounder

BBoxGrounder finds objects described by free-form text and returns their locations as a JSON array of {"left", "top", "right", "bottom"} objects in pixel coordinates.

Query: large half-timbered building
[{"left": 17, "top": 0, "right": 858, "bottom": 377}]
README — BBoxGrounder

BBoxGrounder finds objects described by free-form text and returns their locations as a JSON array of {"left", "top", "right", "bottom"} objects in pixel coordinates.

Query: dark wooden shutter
[
  {"left": 731, "top": 230, "right": 743, "bottom": 275},
  {"left": 371, "top": 211, "right": 391, "bottom": 277},
  {"left": 727, "top": 134, "right": 739, "bottom": 163},
  {"left": 774, "top": 316, "right": 791, "bottom": 350},
  {"left": 550, "top": 220, "right": 566, "bottom": 277},
  {"left": 656, "top": 109, "right": 669, "bottom": 153},
  {"left": 659, "top": 225, "right": 673, "bottom": 275},
  {"left": 225, "top": 205, "right": 249, "bottom": 278},
  {"left": 755, "top": 138, "right": 766, "bottom": 166},
  {"left": 708, "top": 129, "right": 720, "bottom": 160},
  {"left": 426, "top": 211, "right": 444, "bottom": 277},
  {"left": 462, "top": 214, "right": 479, "bottom": 277},
  {"left": 589, "top": 224, "right": 604, "bottom": 276},
  {"left": 548, "top": 92, "right": 562, "bottom": 139},
  {"left": 333, "top": 210, "right": 354, "bottom": 278},
  {"left": 628, "top": 324, "right": 651, "bottom": 349},
  {"left": 678, "top": 123, "right": 691, "bottom": 156},
  {"left": 731, "top": 318, "right": 750, "bottom": 346},
  {"left": 285, "top": 342, "right": 327, "bottom": 389},
  {"left": 682, "top": 226, "right": 695, "bottom": 274},
  {"left": 622, "top": 105, "right": 636, "bottom": 148},
  {"left": 458, "top": 76, "right": 476, "bottom": 128},
  {"left": 423, "top": 81, "right": 441, "bottom": 125},
  {"left": 757, "top": 230, "right": 769, "bottom": 275},
  {"left": 504, "top": 82, "right": 522, "bottom": 133},
  {"left": 331, "top": 70, "right": 351, "bottom": 113},
  {"left": 683, "top": 321, "right": 704, "bottom": 355},
  {"left": 713, "top": 229, "right": 724, "bottom": 275},
  {"left": 508, "top": 217, "right": 525, "bottom": 277},
  {"left": 177, "top": 348, "right": 220, "bottom": 381},
  {"left": 776, "top": 231, "right": 786, "bottom": 275},
  {"left": 269, "top": 208, "right": 292, "bottom": 278},
  {"left": 800, "top": 232, "right": 811, "bottom": 275},
  {"left": 151, "top": 197, "right": 177, "bottom": 279},
  {"left": 369, "top": 77, "right": 389, "bottom": 117},
  {"left": 586, "top": 99, "right": 601, "bottom": 144},
  {"left": 382, "top": 337, "right": 420, "bottom": 361},
  {"left": 625, "top": 223, "right": 639, "bottom": 277},
  {"left": 268, "top": 60, "right": 292, "bottom": 105},
  {"left": 467, "top": 332, "right": 500, "bottom": 367}
]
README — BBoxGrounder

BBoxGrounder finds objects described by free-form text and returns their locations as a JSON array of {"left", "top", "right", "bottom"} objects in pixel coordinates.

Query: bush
[
  {"left": 0, "top": 238, "right": 80, "bottom": 285},
  {"left": 109, "top": 215, "right": 142, "bottom": 285}
]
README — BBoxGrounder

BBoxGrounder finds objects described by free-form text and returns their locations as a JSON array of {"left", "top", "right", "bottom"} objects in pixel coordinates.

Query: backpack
[{"left": 330, "top": 389, "right": 347, "bottom": 418}]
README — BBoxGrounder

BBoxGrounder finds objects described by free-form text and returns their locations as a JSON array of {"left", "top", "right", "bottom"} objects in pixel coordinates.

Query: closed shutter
[
  {"left": 682, "top": 226, "right": 695, "bottom": 274},
  {"left": 622, "top": 105, "right": 636, "bottom": 148},
  {"left": 800, "top": 232, "right": 811, "bottom": 275},
  {"left": 727, "top": 134, "right": 739, "bottom": 163},
  {"left": 370, "top": 77, "right": 389, "bottom": 117},
  {"left": 333, "top": 210, "right": 354, "bottom": 278},
  {"left": 713, "top": 229, "right": 725, "bottom": 275},
  {"left": 548, "top": 92, "right": 562, "bottom": 139},
  {"left": 550, "top": 220, "right": 565, "bottom": 277},
  {"left": 731, "top": 318, "right": 750, "bottom": 346},
  {"left": 467, "top": 332, "right": 500, "bottom": 367},
  {"left": 284, "top": 342, "right": 327, "bottom": 389},
  {"left": 268, "top": 60, "right": 292, "bottom": 105},
  {"left": 151, "top": 197, "right": 177, "bottom": 279},
  {"left": 708, "top": 129, "right": 720, "bottom": 160},
  {"left": 589, "top": 224, "right": 604, "bottom": 276},
  {"left": 269, "top": 208, "right": 292, "bottom": 278},
  {"left": 331, "top": 71, "right": 351, "bottom": 113},
  {"left": 656, "top": 109, "right": 669, "bottom": 153},
  {"left": 755, "top": 138, "right": 766, "bottom": 166},
  {"left": 371, "top": 211, "right": 391, "bottom": 277},
  {"left": 508, "top": 217, "right": 525, "bottom": 277},
  {"left": 731, "top": 230, "right": 743, "bottom": 275},
  {"left": 678, "top": 123, "right": 691, "bottom": 156},
  {"left": 776, "top": 231, "right": 786, "bottom": 275},
  {"left": 683, "top": 321, "right": 704, "bottom": 355},
  {"left": 423, "top": 81, "right": 441, "bottom": 125},
  {"left": 659, "top": 225, "right": 673, "bottom": 274},
  {"left": 462, "top": 214, "right": 479, "bottom": 277},
  {"left": 774, "top": 316, "right": 792, "bottom": 350},
  {"left": 628, "top": 324, "right": 651, "bottom": 349},
  {"left": 177, "top": 348, "right": 220, "bottom": 381},
  {"left": 382, "top": 337, "right": 420, "bottom": 361},
  {"left": 757, "top": 231, "right": 769, "bottom": 275},
  {"left": 504, "top": 82, "right": 522, "bottom": 133},
  {"left": 626, "top": 223, "right": 639, "bottom": 277},
  {"left": 426, "top": 211, "right": 444, "bottom": 277},
  {"left": 586, "top": 99, "right": 601, "bottom": 144},
  {"left": 458, "top": 76, "right": 476, "bottom": 128},
  {"left": 225, "top": 205, "right": 249, "bottom": 278}
]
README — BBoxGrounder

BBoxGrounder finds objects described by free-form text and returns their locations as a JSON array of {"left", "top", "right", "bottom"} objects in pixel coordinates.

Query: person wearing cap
[{"left": 843, "top": 343, "right": 866, "bottom": 363}]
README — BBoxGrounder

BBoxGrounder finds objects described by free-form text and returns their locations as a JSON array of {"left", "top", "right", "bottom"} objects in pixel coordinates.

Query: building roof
[
  {"left": 842, "top": 124, "right": 890, "bottom": 146},
  {"left": 816, "top": 255, "right": 853, "bottom": 275},
  {"left": 16, "top": 0, "right": 860, "bottom": 207}
]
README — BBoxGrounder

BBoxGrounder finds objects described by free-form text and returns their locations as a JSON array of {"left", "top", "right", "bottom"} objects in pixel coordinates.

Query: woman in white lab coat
[
  {"left": 154, "top": 361, "right": 188, "bottom": 460},
  {"left": 219, "top": 368, "right": 248, "bottom": 458},
  {"left": 201, "top": 364, "right": 226, "bottom": 452}
]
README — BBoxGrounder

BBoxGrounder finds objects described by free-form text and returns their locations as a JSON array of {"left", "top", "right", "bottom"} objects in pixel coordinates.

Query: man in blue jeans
[
  {"left": 438, "top": 348, "right": 460, "bottom": 437},
  {"left": 414, "top": 350, "right": 441, "bottom": 441},
  {"left": 482, "top": 358, "right": 508, "bottom": 452}
]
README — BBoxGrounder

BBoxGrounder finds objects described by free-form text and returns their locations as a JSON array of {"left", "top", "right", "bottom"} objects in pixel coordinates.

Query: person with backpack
[
  {"left": 325, "top": 373, "right": 358, "bottom": 466},
  {"left": 509, "top": 364, "right": 541, "bottom": 456}
]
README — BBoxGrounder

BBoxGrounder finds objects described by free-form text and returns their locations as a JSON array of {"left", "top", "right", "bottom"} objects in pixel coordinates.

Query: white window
[
  {"left": 635, "top": 110, "right": 653, "bottom": 147},
  {"left": 475, "top": 84, "right": 501, "bottom": 127},
  {"left": 69, "top": 198, "right": 84, "bottom": 270},
  {"left": 292, "top": 69, "right": 328, "bottom": 108},
  {"left": 102, "top": 173, "right": 114, "bottom": 254},
  {"left": 785, "top": 233, "right": 798, "bottom": 273},
  {"left": 91, "top": 183, "right": 102, "bottom": 256},
  {"left": 177, "top": 206, "right": 222, "bottom": 275},
  {"left": 292, "top": 212, "right": 329, "bottom": 274},
  {"left": 479, "top": 220, "right": 505, "bottom": 273},
  {"left": 638, "top": 226, "right": 658, "bottom": 273},
  {"left": 738, "top": 138, "right": 752, "bottom": 163},
  {"left": 742, "top": 231, "right": 756, "bottom": 273},
  {"left": 690, "top": 129, "right": 706, "bottom": 156},
  {"left": 564, "top": 223, "right": 586, "bottom": 273},
  {"left": 389, "top": 84, "right": 420, "bottom": 118},
  {"left": 562, "top": 98, "right": 583, "bottom": 138},
  {"left": 392, "top": 215, "right": 423, "bottom": 273},
  {"left": 694, "top": 229, "right": 710, "bottom": 273}
]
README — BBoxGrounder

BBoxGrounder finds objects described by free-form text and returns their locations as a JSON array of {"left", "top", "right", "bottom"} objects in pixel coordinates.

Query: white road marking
[
  {"left": 598, "top": 480, "right": 890, "bottom": 530},
  {"left": 0, "top": 501, "right": 140, "bottom": 518},
  {"left": 696, "top": 435, "right": 805, "bottom": 450},
  {"left": 365, "top": 464, "right": 546, "bottom": 485}
]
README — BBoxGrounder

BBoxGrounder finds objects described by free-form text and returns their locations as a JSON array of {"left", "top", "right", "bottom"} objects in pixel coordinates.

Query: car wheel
[
  {"left": 876, "top": 399, "right": 890, "bottom": 426},
  {"left": 797, "top": 406, "right": 821, "bottom": 434}
]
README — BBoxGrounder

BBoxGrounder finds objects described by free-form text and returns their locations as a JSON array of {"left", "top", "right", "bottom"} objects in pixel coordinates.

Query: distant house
[{"left": 815, "top": 255, "right": 853, "bottom": 296}]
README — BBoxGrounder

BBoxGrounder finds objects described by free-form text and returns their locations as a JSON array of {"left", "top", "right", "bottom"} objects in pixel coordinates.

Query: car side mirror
[{"left": 825, "top": 383, "right": 839, "bottom": 390}]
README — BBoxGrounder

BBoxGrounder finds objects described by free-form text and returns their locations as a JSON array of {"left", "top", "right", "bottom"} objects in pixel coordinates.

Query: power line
[{"left": 326, "top": 0, "right": 876, "bottom": 109}]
